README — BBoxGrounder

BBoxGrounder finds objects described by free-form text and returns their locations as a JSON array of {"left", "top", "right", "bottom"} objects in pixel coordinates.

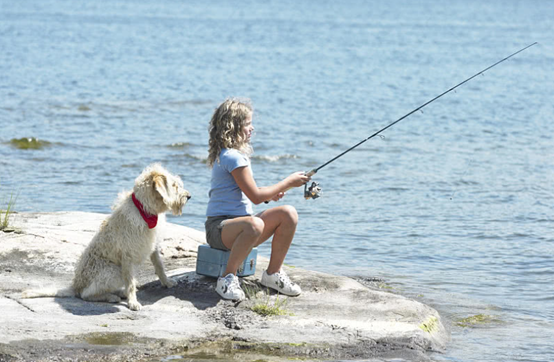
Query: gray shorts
[{"left": 204, "top": 215, "right": 248, "bottom": 251}]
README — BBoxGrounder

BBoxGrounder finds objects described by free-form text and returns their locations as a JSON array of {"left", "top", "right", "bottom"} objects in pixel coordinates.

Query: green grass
[
  {"left": 243, "top": 283, "right": 293, "bottom": 317},
  {"left": 251, "top": 294, "right": 291, "bottom": 317},
  {"left": 0, "top": 189, "right": 18, "bottom": 231}
]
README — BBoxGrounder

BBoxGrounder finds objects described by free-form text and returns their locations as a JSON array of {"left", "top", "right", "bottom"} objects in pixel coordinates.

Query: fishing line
[{"left": 302, "top": 42, "right": 538, "bottom": 200}]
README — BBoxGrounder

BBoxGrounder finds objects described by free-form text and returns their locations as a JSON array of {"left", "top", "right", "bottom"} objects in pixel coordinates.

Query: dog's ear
[{"left": 153, "top": 174, "right": 170, "bottom": 203}]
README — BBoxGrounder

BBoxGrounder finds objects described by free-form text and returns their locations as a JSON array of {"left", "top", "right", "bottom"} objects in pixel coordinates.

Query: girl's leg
[
  {"left": 220, "top": 216, "right": 264, "bottom": 276},
  {"left": 255, "top": 205, "right": 299, "bottom": 274}
]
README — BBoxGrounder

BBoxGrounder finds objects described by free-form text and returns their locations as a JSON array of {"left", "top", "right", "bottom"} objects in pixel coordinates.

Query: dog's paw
[
  {"left": 128, "top": 300, "right": 142, "bottom": 311},
  {"left": 162, "top": 277, "right": 177, "bottom": 288}
]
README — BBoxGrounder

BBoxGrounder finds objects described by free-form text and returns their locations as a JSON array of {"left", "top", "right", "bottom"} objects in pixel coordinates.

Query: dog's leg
[
  {"left": 78, "top": 259, "right": 125, "bottom": 304},
  {"left": 121, "top": 260, "right": 141, "bottom": 311},
  {"left": 150, "top": 247, "right": 177, "bottom": 288},
  {"left": 80, "top": 283, "right": 122, "bottom": 304}
]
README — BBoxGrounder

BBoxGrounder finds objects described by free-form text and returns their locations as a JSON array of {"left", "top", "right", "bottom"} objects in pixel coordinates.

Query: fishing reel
[{"left": 304, "top": 181, "right": 322, "bottom": 200}]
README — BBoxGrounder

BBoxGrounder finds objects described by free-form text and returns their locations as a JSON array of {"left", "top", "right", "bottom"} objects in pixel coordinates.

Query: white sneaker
[
  {"left": 260, "top": 269, "right": 301, "bottom": 296},
  {"left": 216, "top": 273, "right": 245, "bottom": 301}
]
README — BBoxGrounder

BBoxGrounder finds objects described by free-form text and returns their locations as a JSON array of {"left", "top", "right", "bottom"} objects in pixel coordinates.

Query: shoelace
[
  {"left": 227, "top": 275, "right": 241, "bottom": 291},
  {"left": 277, "top": 271, "right": 294, "bottom": 287}
]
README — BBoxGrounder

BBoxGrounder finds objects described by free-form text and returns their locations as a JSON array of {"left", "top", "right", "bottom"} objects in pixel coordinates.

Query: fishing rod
[{"left": 302, "top": 42, "right": 538, "bottom": 200}]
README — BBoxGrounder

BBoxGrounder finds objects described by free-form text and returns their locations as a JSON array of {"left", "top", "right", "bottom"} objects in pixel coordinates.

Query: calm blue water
[{"left": 1, "top": 1, "right": 553, "bottom": 361}]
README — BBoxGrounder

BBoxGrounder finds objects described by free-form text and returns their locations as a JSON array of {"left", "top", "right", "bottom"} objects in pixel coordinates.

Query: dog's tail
[{"left": 21, "top": 287, "right": 75, "bottom": 299}]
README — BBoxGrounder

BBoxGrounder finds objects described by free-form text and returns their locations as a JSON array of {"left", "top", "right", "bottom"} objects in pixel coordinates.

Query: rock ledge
[{"left": 0, "top": 212, "right": 449, "bottom": 361}]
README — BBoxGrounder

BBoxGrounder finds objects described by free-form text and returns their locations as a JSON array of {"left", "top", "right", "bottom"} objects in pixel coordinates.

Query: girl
[{"left": 205, "top": 98, "right": 310, "bottom": 301}]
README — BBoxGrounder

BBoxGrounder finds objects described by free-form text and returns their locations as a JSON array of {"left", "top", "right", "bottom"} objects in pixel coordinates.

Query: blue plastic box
[{"left": 196, "top": 244, "right": 257, "bottom": 278}]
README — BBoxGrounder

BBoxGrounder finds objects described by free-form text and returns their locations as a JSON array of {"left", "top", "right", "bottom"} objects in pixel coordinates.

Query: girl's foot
[
  {"left": 216, "top": 273, "right": 245, "bottom": 301},
  {"left": 261, "top": 269, "right": 301, "bottom": 296}
]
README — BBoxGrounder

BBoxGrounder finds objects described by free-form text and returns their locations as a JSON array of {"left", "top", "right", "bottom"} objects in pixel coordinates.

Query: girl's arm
[{"left": 231, "top": 166, "right": 310, "bottom": 205}]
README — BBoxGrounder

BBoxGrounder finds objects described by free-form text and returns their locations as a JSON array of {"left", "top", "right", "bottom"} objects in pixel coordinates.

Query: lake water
[{"left": 1, "top": 0, "right": 553, "bottom": 361}]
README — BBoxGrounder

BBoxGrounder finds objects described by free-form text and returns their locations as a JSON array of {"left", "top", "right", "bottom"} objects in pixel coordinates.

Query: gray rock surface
[{"left": 0, "top": 212, "right": 449, "bottom": 361}]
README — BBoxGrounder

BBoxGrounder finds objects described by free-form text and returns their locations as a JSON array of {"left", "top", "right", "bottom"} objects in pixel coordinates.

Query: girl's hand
[
  {"left": 271, "top": 192, "right": 285, "bottom": 201},
  {"left": 286, "top": 171, "right": 311, "bottom": 188}
]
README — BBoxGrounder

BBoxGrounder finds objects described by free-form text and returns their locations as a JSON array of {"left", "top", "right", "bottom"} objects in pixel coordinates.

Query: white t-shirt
[{"left": 206, "top": 148, "right": 254, "bottom": 217}]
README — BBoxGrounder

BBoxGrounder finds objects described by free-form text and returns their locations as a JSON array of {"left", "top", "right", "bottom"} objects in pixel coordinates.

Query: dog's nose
[{"left": 186, "top": 195, "right": 191, "bottom": 200}]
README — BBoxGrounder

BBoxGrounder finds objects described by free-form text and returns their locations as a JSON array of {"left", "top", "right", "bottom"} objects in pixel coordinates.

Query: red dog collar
[{"left": 132, "top": 193, "right": 158, "bottom": 229}]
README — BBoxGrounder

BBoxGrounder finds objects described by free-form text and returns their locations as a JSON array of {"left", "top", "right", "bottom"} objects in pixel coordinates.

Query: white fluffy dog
[{"left": 22, "top": 164, "right": 191, "bottom": 310}]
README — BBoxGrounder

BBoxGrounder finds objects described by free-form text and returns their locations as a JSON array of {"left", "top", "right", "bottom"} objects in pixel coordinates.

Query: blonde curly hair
[{"left": 207, "top": 98, "right": 253, "bottom": 167}]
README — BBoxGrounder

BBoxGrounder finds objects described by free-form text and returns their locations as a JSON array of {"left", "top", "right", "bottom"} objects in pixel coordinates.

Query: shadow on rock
[
  {"left": 137, "top": 271, "right": 221, "bottom": 310},
  {"left": 55, "top": 297, "right": 121, "bottom": 315},
  {"left": 51, "top": 271, "right": 222, "bottom": 314}
]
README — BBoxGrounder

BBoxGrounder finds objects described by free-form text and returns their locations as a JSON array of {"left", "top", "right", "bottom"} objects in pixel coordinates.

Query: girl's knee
[
  {"left": 246, "top": 217, "right": 265, "bottom": 238},
  {"left": 281, "top": 205, "right": 298, "bottom": 225}
]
